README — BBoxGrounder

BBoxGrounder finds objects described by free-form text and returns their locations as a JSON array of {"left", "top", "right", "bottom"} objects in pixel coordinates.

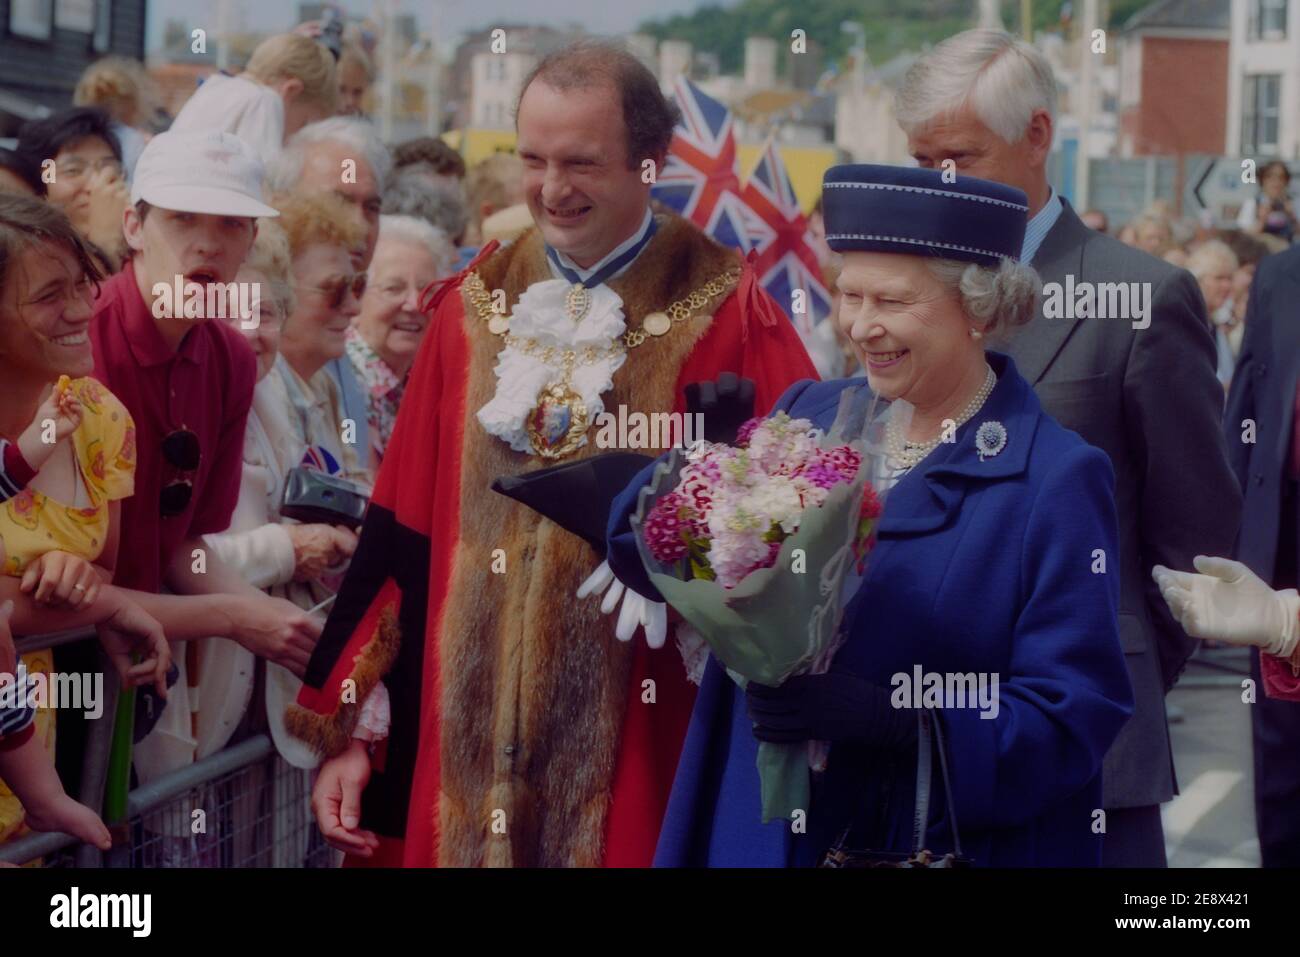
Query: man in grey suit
[{"left": 896, "top": 30, "right": 1241, "bottom": 866}]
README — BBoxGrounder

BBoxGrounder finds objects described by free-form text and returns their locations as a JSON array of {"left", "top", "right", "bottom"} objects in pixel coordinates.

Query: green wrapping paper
[{"left": 104, "top": 686, "right": 134, "bottom": 824}]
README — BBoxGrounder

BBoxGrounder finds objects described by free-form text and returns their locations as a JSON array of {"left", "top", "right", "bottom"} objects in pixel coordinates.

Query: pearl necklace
[{"left": 886, "top": 364, "right": 997, "bottom": 470}]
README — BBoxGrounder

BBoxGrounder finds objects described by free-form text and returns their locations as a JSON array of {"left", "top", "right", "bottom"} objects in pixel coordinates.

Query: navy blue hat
[{"left": 821, "top": 164, "right": 1029, "bottom": 267}]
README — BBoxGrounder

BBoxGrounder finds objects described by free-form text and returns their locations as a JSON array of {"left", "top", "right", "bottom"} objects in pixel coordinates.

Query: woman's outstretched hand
[
  {"left": 313, "top": 740, "right": 380, "bottom": 858},
  {"left": 1153, "top": 556, "right": 1300, "bottom": 658}
]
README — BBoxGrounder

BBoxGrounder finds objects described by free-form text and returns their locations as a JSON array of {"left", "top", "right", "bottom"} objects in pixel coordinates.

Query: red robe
[{"left": 288, "top": 214, "right": 817, "bottom": 866}]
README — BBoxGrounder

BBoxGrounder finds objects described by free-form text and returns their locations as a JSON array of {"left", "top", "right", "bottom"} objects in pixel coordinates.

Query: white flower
[{"left": 740, "top": 475, "right": 804, "bottom": 534}]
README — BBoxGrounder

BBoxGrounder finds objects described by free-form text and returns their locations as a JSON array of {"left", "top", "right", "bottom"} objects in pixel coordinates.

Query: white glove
[
  {"left": 577, "top": 560, "right": 668, "bottom": 649},
  {"left": 1152, "top": 556, "right": 1300, "bottom": 658}
]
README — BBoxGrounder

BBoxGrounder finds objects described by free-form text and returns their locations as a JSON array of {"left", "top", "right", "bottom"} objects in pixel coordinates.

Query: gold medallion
[
  {"left": 488, "top": 314, "right": 510, "bottom": 335},
  {"left": 565, "top": 283, "right": 592, "bottom": 323},
  {"left": 643, "top": 311, "right": 671, "bottom": 337},
  {"left": 526, "top": 382, "right": 590, "bottom": 459}
]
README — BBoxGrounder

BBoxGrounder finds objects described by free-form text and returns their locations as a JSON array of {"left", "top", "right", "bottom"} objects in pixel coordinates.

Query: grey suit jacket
[{"left": 996, "top": 200, "right": 1242, "bottom": 808}]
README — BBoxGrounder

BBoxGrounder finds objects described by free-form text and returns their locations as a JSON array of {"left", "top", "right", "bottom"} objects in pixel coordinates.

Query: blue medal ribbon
[{"left": 545, "top": 215, "right": 658, "bottom": 289}]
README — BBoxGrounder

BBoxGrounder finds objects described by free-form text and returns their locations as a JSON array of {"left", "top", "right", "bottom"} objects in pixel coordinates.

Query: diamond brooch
[{"left": 974, "top": 421, "right": 1007, "bottom": 461}]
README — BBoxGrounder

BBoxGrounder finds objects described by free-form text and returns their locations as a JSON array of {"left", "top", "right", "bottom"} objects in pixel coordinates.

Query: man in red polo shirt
[{"left": 90, "top": 130, "right": 320, "bottom": 677}]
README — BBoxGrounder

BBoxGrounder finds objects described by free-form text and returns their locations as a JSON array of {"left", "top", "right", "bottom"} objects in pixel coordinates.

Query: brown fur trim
[
  {"left": 283, "top": 606, "right": 402, "bottom": 759},
  {"left": 434, "top": 213, "right": 739, "bottom": 866}
]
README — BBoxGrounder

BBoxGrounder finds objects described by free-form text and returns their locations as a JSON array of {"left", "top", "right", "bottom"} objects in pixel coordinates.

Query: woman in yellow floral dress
[{"left": 0, "top": 195, "right": 168, "bottom": 845}]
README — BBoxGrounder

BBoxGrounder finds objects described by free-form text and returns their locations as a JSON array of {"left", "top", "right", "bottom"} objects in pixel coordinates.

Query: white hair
[
  {"left": 266, "top": 116, "right": 393, "bottom": 194},
  {"left": 1186, "top": 239, "right": 1238, "bottom": 279},
  {"left": 896, "top": 29, "right": 1057, "bottom": 144},
  {"left": 380, "top": 169, "right": 469, "bottom": 243},
  {"left": 372, "top": 214, "right": 458, "bottom": 277},
  {"left": 925, "top": 257, "right": 1041, "bottom": 336}
]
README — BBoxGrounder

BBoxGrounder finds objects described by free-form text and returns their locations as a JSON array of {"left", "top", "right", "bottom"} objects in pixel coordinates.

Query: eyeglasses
[
  {"left": 160, "top": 428, "right": 200, "bottom": 517},
  {"left": 299, "top": 273, "right": 367, "bottom": 310},
  {"left": 58, "top": 157, "right": 124, "bottom": 181}
]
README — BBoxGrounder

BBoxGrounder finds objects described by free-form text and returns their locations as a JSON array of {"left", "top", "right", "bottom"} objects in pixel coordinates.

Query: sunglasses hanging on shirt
[{"left": 160, "top": 427, "right": 200, "bottom": 517}]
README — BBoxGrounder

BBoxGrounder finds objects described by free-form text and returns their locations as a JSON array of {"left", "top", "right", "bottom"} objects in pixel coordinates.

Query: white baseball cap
[{"left": 131, "top": 129, "right": 280, "bottom": 218}]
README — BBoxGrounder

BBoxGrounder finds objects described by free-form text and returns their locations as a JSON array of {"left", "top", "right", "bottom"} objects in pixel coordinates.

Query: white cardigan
[{"left": 206, "top": 388, "right": 298, "bottom": 588}]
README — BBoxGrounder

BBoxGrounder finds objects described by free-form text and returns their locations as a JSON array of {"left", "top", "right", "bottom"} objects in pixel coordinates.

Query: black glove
[
  {"left": 685, "top": 372, "right": 756, "bottom": 444},
  {"left": 746, "top": 672, "right": 917, "bottom": 750}
]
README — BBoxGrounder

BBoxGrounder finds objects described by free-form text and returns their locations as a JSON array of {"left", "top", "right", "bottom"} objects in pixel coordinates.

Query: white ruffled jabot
[{"left": 476, "top": 278, "right": 629, "bottom": 454}]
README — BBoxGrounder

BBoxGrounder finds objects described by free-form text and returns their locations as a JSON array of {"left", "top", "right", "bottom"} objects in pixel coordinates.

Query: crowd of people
[
  {"left": 1078, "top": 179, "right": 1293, "bottom": 391},
  {"left": 0, "top": 24, "right": 521, "bottom": 862},
  {"left": 0, "top": 21, "right": 1297, "bottom": 871}
]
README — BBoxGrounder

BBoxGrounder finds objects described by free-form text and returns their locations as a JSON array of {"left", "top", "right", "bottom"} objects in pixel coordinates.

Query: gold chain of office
[{"left": 462, "top": 267, "right": 742, "bottom": 360}]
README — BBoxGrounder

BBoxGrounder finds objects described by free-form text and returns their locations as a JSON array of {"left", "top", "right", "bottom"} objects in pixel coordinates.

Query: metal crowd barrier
[
  {"left": 0, "top": 629, "right": 1259, "bottom": 867},
  {"left": 0, "top": 630, "right": 333, "bottom": 868}
]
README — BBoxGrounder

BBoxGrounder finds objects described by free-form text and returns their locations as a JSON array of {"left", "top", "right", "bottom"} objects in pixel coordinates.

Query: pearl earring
[{"left": 970, "top": 327, "right": 983, "bottom": 340}]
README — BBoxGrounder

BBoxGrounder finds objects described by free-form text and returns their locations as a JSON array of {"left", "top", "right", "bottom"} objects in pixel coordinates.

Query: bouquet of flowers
[{"left": 629, "top": 385, "right": 903, "bottom": 822}]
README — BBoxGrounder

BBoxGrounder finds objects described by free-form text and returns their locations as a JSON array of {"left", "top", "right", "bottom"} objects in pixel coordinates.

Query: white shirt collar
[{"left": 1020, "top": 188, "right": 1064, "bottom": 264}]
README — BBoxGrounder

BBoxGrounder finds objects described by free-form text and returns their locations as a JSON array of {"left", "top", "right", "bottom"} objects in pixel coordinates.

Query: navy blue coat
[
  {"left": 1225, "top": 244, "right": 1300, "bottom": 581},
  {"left": 606, "top": 352, "right": 1135, "bottom": 866}
]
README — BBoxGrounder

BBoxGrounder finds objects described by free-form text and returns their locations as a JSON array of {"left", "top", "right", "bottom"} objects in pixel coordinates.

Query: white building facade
[
  {"left": 1227, "top": 0, "right": 1299, "bottom": 159},
  {"left": 469, "top": 50, "right": 538, "bottom": 130}
]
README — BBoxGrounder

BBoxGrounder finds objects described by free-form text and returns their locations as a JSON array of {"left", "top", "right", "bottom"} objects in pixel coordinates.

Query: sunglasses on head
[{"left": 160, "top": 428, "right": 200, "bottom": 517}]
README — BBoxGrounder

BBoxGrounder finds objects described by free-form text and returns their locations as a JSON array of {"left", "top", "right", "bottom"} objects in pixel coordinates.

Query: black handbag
[{"left": 820, "top": 709, "right": 974, "bottom": 868}]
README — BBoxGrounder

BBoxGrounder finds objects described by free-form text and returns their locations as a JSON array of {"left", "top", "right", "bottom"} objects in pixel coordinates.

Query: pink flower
[
  {"left": 648, "top": 413, "right": 878, "bottom": 588},
  {"left": 799, "top": 462, "right": 843, "bottom": 491},
  {"left": 644, "top": 491, "right": 704, "bottom": 563},
  {"left": 860, "top": 485, "right": 882, "bottom": 520},
  {"left": 734, "top": 417, "right": 763, "bottom": 448},
  {"left": 823, "top": 445, "right": 863, "bottom": 482}
]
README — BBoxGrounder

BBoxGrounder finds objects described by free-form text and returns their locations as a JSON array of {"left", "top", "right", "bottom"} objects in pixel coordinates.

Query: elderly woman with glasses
[
  {"left": 606, "top": 165, "right": 1135, "bottom": 867},
  {"left": 269, "top": 191, "right": 374, "bottom": 490},
  {"left": 217, "top": 192, "right": 376, "bottom": 803}
]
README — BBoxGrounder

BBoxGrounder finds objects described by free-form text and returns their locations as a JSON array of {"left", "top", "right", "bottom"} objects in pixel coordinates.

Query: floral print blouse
[
  {"left": 344, "top": 327, "right": 406, "bottom": 462},
  {"left": 0, "top": 377, "right": 136, "bottom": 575}
]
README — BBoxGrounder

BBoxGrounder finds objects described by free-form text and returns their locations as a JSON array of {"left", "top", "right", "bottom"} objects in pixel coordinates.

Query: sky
[{"left": 145, "top": 0, "right": 716, "bottom": 54}]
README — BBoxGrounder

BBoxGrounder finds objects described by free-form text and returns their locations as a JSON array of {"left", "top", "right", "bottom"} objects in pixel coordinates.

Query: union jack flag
[
  {"left": 653, "top": 77, "right": 761, "bottom": 252},
  {"left": 739, "top": 140, "right": 833, "bottom": 334}
]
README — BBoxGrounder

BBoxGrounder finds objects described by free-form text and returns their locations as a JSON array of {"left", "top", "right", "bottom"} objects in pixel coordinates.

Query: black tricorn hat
[{"left": 491, "top": 452, "right": 654, "bottom": 554}]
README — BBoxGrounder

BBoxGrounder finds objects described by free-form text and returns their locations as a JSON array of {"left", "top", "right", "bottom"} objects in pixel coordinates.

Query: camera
[{"left": 280, "top": 467, "right": 369, "bottom": 530}]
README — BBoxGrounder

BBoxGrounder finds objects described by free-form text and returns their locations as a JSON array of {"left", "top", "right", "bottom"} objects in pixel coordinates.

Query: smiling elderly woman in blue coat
[{"left": 605, "top": 164, "right": 1135, "bottom": 867}]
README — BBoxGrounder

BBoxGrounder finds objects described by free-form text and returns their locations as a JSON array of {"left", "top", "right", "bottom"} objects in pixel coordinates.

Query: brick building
[{"left": 1118, "top": 0, "right": 1231, "bottom": 157}]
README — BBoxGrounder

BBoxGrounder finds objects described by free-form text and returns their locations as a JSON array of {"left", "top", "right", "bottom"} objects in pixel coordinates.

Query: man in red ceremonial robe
[{"left": 286, "top": 40, "right": 817, "bottom": 867}]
